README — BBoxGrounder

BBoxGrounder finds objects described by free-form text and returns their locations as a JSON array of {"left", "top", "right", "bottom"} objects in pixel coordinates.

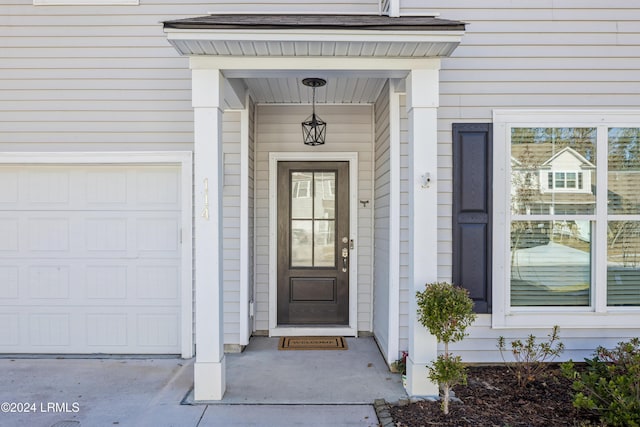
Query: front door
[{"left": 277, "top": 161, "right": 349, "bottom": 325}]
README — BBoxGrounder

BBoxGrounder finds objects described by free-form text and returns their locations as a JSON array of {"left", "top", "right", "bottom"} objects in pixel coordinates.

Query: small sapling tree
[{"left": 416, "top": 282, "right": 477, "bottom": 415}]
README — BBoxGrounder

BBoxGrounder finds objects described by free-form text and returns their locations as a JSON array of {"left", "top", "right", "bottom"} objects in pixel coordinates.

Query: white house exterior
[{"left": 1, "top": 0, "right": 640, "bottom": 401}]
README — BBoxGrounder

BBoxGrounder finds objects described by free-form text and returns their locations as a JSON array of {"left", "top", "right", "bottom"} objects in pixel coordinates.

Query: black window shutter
[{"left": 452, "top": 123, "right": 493, "bottom": 313}]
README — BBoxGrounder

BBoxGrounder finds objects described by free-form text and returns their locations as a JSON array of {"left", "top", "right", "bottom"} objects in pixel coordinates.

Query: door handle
[{"left": 342, "top": 248, "right": 348, "bottom": 272}]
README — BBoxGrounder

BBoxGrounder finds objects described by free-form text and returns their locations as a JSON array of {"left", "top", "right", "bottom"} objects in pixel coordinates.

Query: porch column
[
  {"left": 405, "top": 67, "right": 440, "bottom": 397},
  {"left": 192, "top": 68, "right": 226, "bottom": 401}
]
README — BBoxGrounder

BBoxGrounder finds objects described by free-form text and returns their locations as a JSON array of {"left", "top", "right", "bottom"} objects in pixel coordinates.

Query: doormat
[{"left": 278, "top": 336, "right": 348, "bottom": 350}]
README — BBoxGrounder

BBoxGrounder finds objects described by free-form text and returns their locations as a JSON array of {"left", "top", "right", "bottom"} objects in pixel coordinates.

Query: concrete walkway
[{"left": 0, "top": 337, "right": 405, "bottom": 427}]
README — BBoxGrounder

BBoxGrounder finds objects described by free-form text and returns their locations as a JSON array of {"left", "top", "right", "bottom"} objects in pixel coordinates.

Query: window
[
  {"left": 548, "top": 172, "right": 583, "bottom": 190},
  {"left": 494, "top": 111, "right": 640, "bottom": 328},
  {"left": 292, "top": 175, "right": 311, "bottom": 199}
]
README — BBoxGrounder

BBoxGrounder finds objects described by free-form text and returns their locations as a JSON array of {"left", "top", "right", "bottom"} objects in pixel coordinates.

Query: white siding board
[
  {"left": 0, "top": 2, "right": 203, "bottom": 150},
  {"left": 373, "top": 81, "right": 391, "bottom": 361},
  {"left": 206, "top": 0, "right": 378, "bottom": 15},
  {"left": 223, "top": 111, "right": 242, "bottom": 345},
  {"left": 398, "top": 95, "right": 409, "bottom": 351}
]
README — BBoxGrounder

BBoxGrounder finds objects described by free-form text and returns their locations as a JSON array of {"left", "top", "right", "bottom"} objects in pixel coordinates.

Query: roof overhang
[{"left": 163, "top": 14, "right": 465, "bottom": 58}]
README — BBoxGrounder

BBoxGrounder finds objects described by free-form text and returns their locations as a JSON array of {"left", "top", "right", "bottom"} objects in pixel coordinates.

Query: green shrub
[
  {"left": 416, "top": 282, "right": 476, "bottom": 415},
  {"left": 497, "top": 325, "right": 565, "bottom": 388},
  {"left": 562, "top": 338, "right": 640, "bottom": 427},
  {"left": 427, "top": 353, "right": 467, "bottom": 392}
]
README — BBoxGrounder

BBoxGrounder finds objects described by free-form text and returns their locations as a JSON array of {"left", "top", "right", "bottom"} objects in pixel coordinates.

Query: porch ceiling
[{"left": 241, "top": 76, "right": 387, "bottom": 104}]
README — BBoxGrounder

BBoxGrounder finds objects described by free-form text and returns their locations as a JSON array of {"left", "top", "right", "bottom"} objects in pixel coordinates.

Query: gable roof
[{"left": 541, "top": 146, "right": 596, "bottom": 169}]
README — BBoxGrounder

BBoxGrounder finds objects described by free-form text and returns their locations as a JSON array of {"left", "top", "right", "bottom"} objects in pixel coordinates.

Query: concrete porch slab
[{"left": 186, "top": 336, "right": 407, "bottom": 404}]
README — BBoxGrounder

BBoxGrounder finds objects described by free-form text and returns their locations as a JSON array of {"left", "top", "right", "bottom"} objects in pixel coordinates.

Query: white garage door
[{"left": 0, "top": 164, "right": 183, "bottom": 354}]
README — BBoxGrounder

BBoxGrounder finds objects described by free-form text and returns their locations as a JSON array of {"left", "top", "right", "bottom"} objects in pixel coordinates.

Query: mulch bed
[{"left": 389, "top": 365, "right": 601, "bottom": 426}]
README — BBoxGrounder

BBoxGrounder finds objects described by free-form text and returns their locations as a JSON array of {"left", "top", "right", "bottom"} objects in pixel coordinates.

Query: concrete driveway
[{"left": 0, "top": 356, "right": 380, "bottom": 427}]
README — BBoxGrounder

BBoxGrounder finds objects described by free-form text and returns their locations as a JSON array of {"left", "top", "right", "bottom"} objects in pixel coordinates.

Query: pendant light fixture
[{"left": 301, "top": 77, "right": 327, "bottom": 146}]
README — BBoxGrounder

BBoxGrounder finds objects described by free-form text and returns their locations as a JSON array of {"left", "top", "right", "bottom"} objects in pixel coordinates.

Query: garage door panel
[
  {"left": 136, "top": 218, "right": 180, "bottom": 253},
  {"left": 28, "top": 265, "right": 70, "bottom": 299},
  {"left": 0, "top": 217, "right": 19, "bottom": 251},
  {"left": 0, "top": 212, "right": 180, "bottom": 258},
  {"left": 1, "top": 260, "right": 181, "bottom": 306},
  {"left": 0, "top": 313, "right": 20, "bottom": 346},
  {"left": 85, "top": 218, "right": 128, "bottom": 252},
  {"left": 86, "top": 265, "right": 128, "bottom": 300},
  {"left": 136, "top": 169, "right": 180, "bottom": 206},
  {"left": 28, "top": 218, "right": 70, "bottom": 252},
  {"left": 0, "top": 305, "right": 181, "bottom": 353},
  {"left": 86, "top": 170, "right": 128, "bottom": 205},
  {"left": 86, "top": 314, "right": 128, "bottom": 347},
  {"left": 1, "top": 166, "right": 181, "bottom": 211},
  {"left": 28, "top": 169, "right": 70, "bottom": 205},
  {"left": 136, "top": 265, "right": 180, "bottom": 300},
  {"left": 137, "top": 313, "right": 180, "bottom": 347},
  {"left": 0, "top": 267, "right": 19, "bottom": 298},
  {"left": 0, "top": 164, "right": 183, "bottom": 354},
  {"left": 0, "top": 170, "right": 19, "bottom": 203},
  {"left": 29, "top": 313, "right": 71, "bottom": 347}
]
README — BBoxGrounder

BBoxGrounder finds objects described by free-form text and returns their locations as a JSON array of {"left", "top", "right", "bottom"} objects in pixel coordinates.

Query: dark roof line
[{"left": 163, "top": 14, "right": 466, "bottom": 31}]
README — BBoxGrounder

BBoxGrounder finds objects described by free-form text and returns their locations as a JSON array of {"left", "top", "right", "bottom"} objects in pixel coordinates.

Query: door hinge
[{"left": 249, "top": 301, "right": 255, "bottom": 317}]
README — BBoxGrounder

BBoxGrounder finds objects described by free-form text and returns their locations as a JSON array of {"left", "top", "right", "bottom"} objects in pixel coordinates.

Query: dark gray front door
[{"left": 277, "top": 161, "right": 349, "bottom": 325}]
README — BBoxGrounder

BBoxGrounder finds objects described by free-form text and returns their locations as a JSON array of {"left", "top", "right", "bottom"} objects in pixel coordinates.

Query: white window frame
[{"left": 493, "top": 110, "right": 640, "bottom": 329}]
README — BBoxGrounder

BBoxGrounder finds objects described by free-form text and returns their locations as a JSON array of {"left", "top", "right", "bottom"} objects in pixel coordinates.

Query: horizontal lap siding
[
  {"left": 207, "top": 1, "right": 378, "bottom": 14},
  {"left": 398, "top": 95, "right": 409, "bottom": 352},
  {"left": 0, "top": 1, "right": 218, "bottom": 151},
  {"left": 446, "top": 315, "right": 640, "bottom": 363},
  {"left": 223, "top": 112, "right": 241, "bottom": 345},
  {"left": 401, "top": 0, "right": 640, "bottom": 360},
  {"left": 254, "top": 104, "right": 374, "bottom": 333},
  {"left": 373, "top": 82, "right": 390, "bottom": 356}
]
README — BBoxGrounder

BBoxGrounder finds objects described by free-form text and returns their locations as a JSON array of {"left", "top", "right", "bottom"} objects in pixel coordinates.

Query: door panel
[{"left": 277, "top": 161, "right": 349, "bottom": 325}]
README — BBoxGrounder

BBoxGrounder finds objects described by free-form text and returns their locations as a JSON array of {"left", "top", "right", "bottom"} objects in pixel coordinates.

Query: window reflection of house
[
  {"left": 511, "top": 144, "right": 596, "bottom": 216},
  {"left": 292, "top": 174, "right": 311, "bottom": 198},
  {"left": 290, "top": 171, "right": 336, "bottom": 267},
  {"left": 506, "top": 124, "right": 640, "bottom": 309},
  {"left": 509, "top": 128, "right": 597, "bottom": 307}
]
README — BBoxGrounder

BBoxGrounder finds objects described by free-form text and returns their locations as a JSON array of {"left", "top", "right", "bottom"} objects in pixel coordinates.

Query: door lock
[{"left": 341, "top": 248, "right": 348, "bottom": 272}]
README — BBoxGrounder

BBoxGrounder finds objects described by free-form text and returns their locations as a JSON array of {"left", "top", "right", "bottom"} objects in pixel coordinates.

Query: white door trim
[
  {"left": 0, "top": 151, "right": 194, "bottom": 358},
  {"left": 268, "top": 152, "right": 358, "bottom": 337}
]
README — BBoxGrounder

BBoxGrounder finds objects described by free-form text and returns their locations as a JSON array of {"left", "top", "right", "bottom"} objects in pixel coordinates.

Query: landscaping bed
[{"left": 389, "top": 364, "right": 601, "bottom": 426}]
